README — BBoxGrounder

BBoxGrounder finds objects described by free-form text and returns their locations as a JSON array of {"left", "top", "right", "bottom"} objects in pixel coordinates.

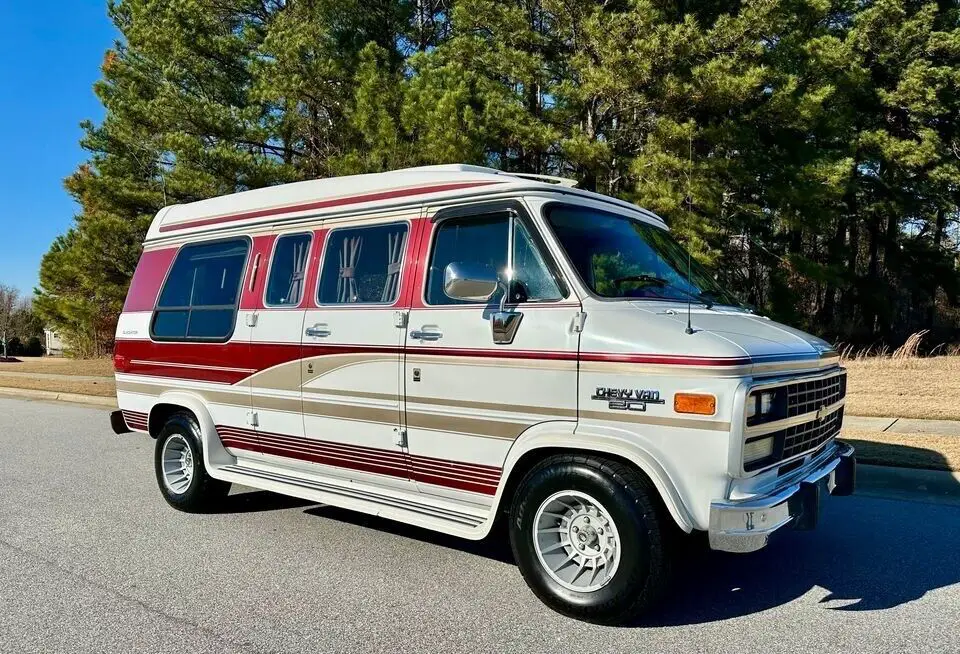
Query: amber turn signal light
[{"left": 674, "top": 393, "right": 716, "bottom": 416}]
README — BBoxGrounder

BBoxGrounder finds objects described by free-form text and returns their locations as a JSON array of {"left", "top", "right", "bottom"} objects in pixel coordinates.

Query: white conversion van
[{"left": 112, "top": 164, "right": 854, "bottom": 622}]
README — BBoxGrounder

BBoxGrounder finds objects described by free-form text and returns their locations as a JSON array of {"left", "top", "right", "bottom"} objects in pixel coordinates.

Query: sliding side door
[{"left": 298, "top": 217, "right": 414, "bottom": 488}]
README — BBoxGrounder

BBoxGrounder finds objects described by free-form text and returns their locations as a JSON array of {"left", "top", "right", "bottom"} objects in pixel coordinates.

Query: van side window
[
  {"left": 426, "top": 214, "right": 509, "bottom": 305},
  {"left": 151, "top": 239, "right": 249, "bottom": 341},
  {"left": 265, "top": 233, "right": 312, "bottom": 306},
  {"left": 426, "top": 213, "right": 562, "bottom": 305},
  {"left": 318, "top": 222, "right": 408, "bottom": 304},
  {"left": 513, "top": 220, "right": 563, "bottom": 301}
]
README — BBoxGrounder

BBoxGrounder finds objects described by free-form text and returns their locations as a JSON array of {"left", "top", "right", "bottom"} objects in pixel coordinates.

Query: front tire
[
  {"left": 154, "top": 412, "right": 230, "bottom": 512},
  {"left": 508, "top": 454, "right": 672, "bottom": 623}
]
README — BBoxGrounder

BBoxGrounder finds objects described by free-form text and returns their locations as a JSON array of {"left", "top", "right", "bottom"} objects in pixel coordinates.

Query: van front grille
[
  {"left": 781, "top": 407, "right": 843, "bottom": 458},
  {"left": 786, "top": 372, "right": 846, "bottom": 417},
  {"left": 743, "top": 370, "right": 847, "bottom": 472}
]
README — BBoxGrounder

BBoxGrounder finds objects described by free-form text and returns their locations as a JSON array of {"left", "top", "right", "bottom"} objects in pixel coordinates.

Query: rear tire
[
  {"left": 508, "top": 453, "right": 672, "bottom": 624},
  {"left": 154, "top": 412, "right": 230, "bottom": 512}
]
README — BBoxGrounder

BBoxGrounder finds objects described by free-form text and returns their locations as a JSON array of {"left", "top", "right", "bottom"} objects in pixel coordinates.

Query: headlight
[
  {"left": 743, "top": 436, "right": 775, "bottom": 464},
  {"left": 746, "top": 388, "right": 787, "bottom": 426}
]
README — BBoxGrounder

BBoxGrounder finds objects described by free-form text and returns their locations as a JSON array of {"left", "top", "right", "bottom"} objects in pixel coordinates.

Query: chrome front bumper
[{"left": 708, "top": 441, "right": 856, "bottom": 553}]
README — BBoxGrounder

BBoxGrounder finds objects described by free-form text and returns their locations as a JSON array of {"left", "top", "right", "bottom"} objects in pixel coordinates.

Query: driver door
[{"left": 402, "top": 200, "right": 580, "bottom": 502}]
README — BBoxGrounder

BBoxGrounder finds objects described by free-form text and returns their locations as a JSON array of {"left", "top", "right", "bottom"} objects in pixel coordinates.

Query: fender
[
  {"left": 148, "top": 391, "right": 235, "bottom": 473},
  {"left": 490, "top": 420, "right": 695, "bottom": 533}
]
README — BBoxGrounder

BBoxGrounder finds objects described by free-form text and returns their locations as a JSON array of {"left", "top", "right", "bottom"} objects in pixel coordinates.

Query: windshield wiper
[{"left": 612, "top": 275, "right": 714, "bottom": 308}]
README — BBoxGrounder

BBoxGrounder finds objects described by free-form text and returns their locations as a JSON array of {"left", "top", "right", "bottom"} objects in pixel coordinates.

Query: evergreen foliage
[{"left": 37, "top": 0, "right": 960, "bottom": 355}]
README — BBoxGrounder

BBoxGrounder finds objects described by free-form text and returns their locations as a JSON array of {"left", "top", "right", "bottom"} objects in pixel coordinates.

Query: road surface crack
[{"left": 0, "top": 537, "right": 282, "bottom": 654}]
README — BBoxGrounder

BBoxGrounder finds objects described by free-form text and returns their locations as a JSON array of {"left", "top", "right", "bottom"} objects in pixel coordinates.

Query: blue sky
[{"left": 0, "top": 3, "right": 117, "bottom": 295}]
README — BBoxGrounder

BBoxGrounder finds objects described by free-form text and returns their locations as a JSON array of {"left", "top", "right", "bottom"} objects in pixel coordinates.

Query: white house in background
[{"left": 44, "top": 328, "right": 65, "bottom": 356}]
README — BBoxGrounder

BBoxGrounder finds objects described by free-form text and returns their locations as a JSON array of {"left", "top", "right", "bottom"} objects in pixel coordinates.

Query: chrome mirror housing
[{"left": 443, "top": 262, "right": 499, "bottom": 302}]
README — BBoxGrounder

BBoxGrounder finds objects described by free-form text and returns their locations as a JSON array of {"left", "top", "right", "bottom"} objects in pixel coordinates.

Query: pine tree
[{"left": 36, "top": 0, "right": 960, "bottom": 352}]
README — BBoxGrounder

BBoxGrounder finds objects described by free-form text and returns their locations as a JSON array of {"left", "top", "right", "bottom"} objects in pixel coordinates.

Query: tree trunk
[{"left": 819, "top": 219, "right": 847, "bottom": 327}]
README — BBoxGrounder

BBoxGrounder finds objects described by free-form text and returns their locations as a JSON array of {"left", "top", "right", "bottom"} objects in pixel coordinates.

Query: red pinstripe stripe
[
  {"left": 116, "top": 339, "right": 768, "bottom": 385},
  {"left": 158, "top": 181, "right": 502, "bottom": 233},
  {"left": 122, "top": 410, "right": 148, "bottom": 429},
  {"left": 215, "top": 425, "right": 501, "bottom": 495}
]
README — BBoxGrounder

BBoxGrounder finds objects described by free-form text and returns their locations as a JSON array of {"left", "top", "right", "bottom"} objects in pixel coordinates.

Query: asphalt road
[{"left": 2, "top": 397, "right": 959, "bottom": 653}]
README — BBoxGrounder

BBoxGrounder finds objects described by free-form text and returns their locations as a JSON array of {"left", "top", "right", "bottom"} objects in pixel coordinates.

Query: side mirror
[{"left": 443, "top": 262, "right": 500, "bottom": 302}]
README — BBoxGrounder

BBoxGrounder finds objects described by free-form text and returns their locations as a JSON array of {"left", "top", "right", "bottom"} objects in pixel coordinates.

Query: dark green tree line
[{"left": 37, "top": 0, "right": 960, "bottom": 356}]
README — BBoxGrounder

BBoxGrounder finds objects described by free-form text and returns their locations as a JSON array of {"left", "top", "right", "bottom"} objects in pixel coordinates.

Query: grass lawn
[
  {"left": 843, "top": 428, "right": 960, "bottom": 472},
  {"left": 843, "top": 357, "right": 960, "bottom": 421},
  {"left": 0, "top": 356, "right": 114, "bottom": 377},
  {"left": 0, "top": 376, "right": 116, "bottom": 397},
  {"left": 0, "top": 354, "right": 957, "bottom": 471}
]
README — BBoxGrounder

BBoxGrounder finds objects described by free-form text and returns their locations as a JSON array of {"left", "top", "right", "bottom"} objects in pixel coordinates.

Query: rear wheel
[
  {"left": 154, "top": 412, "right": 230, "bottom": 512},
  {"left": 508, "top": 454, "right": 672, "bottom": 623}
]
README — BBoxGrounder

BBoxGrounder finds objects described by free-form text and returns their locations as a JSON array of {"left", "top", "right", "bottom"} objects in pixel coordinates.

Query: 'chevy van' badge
[{"left": 592, "top": 387, "right": 665, "bottom": 412}]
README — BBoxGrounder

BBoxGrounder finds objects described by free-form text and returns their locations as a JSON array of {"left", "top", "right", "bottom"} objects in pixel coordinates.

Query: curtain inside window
[
  {"left": 381, "top": 230, "right": 407, "bottom": 302},
  {"left": 338, "top": 236, "right": 363, "bottom": 302},
  {"left": 285, "top": 239, "right": 309, "bottom": 304}
]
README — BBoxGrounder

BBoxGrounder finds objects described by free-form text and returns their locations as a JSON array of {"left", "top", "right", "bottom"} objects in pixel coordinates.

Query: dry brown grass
[
  {"left": 843, "top": 355, "right": 960, "bottom": 421},
  {"left": 843, "top": 428, "right": 960, "bottom": 472},
  {"left": 0, "top": 357, "right": 113, "bottom": 377},
  {"left": 0, "top": 376, "right": 116, "bottom": 397}
]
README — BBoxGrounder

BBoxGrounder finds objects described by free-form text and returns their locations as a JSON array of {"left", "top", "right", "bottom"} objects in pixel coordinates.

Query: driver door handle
[
  {"left": 410, "top": 325, "right": 443, "bottom": 341},
  {"left": 305, "top": 323, "right": 331, "bottom": 338}
]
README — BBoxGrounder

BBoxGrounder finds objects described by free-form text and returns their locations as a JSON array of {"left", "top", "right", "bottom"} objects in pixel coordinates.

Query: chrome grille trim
[
  {"left": 787, "top": 371, "right": 847, "bottom": 418},
  {"left": 781, "top": 407, "right": 844, "bottom": 459},
  {"left": 742, "top": 367, "right": 847, "bottom": 472}
]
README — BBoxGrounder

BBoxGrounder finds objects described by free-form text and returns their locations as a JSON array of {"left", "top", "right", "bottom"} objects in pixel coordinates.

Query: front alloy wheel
[
  {"left": 509, "top": 454, "right": 672, "bottom": 624},
  {"left": 533, "top": 490, "right": 621, "bottom": 592}
]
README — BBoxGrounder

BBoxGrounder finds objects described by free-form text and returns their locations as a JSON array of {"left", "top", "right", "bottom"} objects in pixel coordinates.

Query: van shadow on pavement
[
  {"left": 214, "top": 490, "right": 316, "bottom": 514},
  {"left": 225, "top": 443, "right": 960, "bottom": 626},
  {"left": 640, "top": 490, "right": 960, "bottom": 626},
  {"left": 297, "top": 489, "right": 960, "bottom": 626}
]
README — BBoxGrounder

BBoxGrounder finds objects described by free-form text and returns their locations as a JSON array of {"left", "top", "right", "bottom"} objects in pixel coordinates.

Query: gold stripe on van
[{"left": 580, "top": 409, "right": 730, "bottom": 432}]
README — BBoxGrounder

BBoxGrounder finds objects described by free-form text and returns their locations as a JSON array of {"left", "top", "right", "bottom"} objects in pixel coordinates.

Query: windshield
[{"left": 544, "top": 204, "right": 741, "bottom": 307}]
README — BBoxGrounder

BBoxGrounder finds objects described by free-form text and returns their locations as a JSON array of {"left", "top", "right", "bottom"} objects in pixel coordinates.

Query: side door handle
[
  {"left": 305, "top": 323, "right": 331, "bottom": 338},
  {"left": 410, "top": 325, "right": 443, "bottom": 341}
]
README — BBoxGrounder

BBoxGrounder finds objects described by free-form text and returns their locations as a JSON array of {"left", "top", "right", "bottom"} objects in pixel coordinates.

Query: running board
[{"left": 218, "top": 463, "right": 488, "bottom": 533}]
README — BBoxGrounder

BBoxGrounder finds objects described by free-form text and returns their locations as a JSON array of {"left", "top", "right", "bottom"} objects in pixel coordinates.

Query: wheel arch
[
  {"left": 147, "top": 391, "right": 234, "bottom": 471},
  {"left": 489, "top": 421, "right": 695, "bottom": 534}
]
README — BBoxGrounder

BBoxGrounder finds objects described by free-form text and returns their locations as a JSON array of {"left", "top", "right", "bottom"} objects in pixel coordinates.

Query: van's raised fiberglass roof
[{"left": 147, "top": 164, "right": 664, "bottom": 241}]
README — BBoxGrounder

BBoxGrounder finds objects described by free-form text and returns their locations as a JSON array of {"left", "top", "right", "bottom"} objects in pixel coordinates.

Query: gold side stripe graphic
[
  {"left": 579, "top": 410, "right": 730, "bottom": 432},
  {"left": 118, "top": 380, "right": 726, "bottom": 434}
]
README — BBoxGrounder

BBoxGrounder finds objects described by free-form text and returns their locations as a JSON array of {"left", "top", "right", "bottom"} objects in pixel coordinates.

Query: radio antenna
[
  {"left": 685, "top": 251, "right": 694, "bottom": 334},
  {"left": 684, "top": 135, "right": 695, "bottom": 336}
]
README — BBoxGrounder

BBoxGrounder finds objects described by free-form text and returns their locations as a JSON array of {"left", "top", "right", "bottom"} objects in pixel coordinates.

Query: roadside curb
[
  {"left": 856, "top": 464, "right": 960, "bottom": 506},
  {"left": 0, "top": 386, "right": 116, "bottom": 408},
  {"left": 0, "top": 388, "right": 956, "bottom": 504},
  {"left": 845, "top": 414, "right": 960, "bottom": 437}
]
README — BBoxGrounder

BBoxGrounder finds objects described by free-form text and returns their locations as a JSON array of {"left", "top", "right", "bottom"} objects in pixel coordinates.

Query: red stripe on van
[
  {"left": 215, "top": 425, "right": 501, "bottom": 495},
  {"left": 115, "top": 339, "right": 761, "bottom": 384},
  {"left": 239, "top": 234, "right": 277, "bottom": 310},
  {"left": 300, "top": 228, "right": 328, "bottom": 309},
  {"left": 158, "top": 181, "right": 503, "bottom": 233},
  {"left": 123, "top": 248, "right": 178, "bottom": 312},
  {"left": 580, "top": 352, "right": 753, "bottom": 366}
]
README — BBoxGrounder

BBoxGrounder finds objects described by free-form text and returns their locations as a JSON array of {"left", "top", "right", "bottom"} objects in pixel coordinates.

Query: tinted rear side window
[
  {"left": 318, "top": 223, "right": 408, "bottom": 304},
  {"left": 266, "top": 233, "right": 312, "bottom": 306},
  {"left": 152, "top": 238, "right": 249, "bottom": 341}
]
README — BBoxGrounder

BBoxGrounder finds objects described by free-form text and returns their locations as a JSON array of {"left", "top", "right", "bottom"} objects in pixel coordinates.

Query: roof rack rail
[{"left": 504, "top": 172, "right": 579, "bottom": 188}]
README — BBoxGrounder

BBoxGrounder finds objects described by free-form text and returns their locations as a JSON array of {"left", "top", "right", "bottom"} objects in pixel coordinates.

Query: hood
[
  {"left": 579, "top": 300, "right": 838, "bottom": 375},
  {"left": 635, "top": 304, "right": 835, "bottom": 362}
]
